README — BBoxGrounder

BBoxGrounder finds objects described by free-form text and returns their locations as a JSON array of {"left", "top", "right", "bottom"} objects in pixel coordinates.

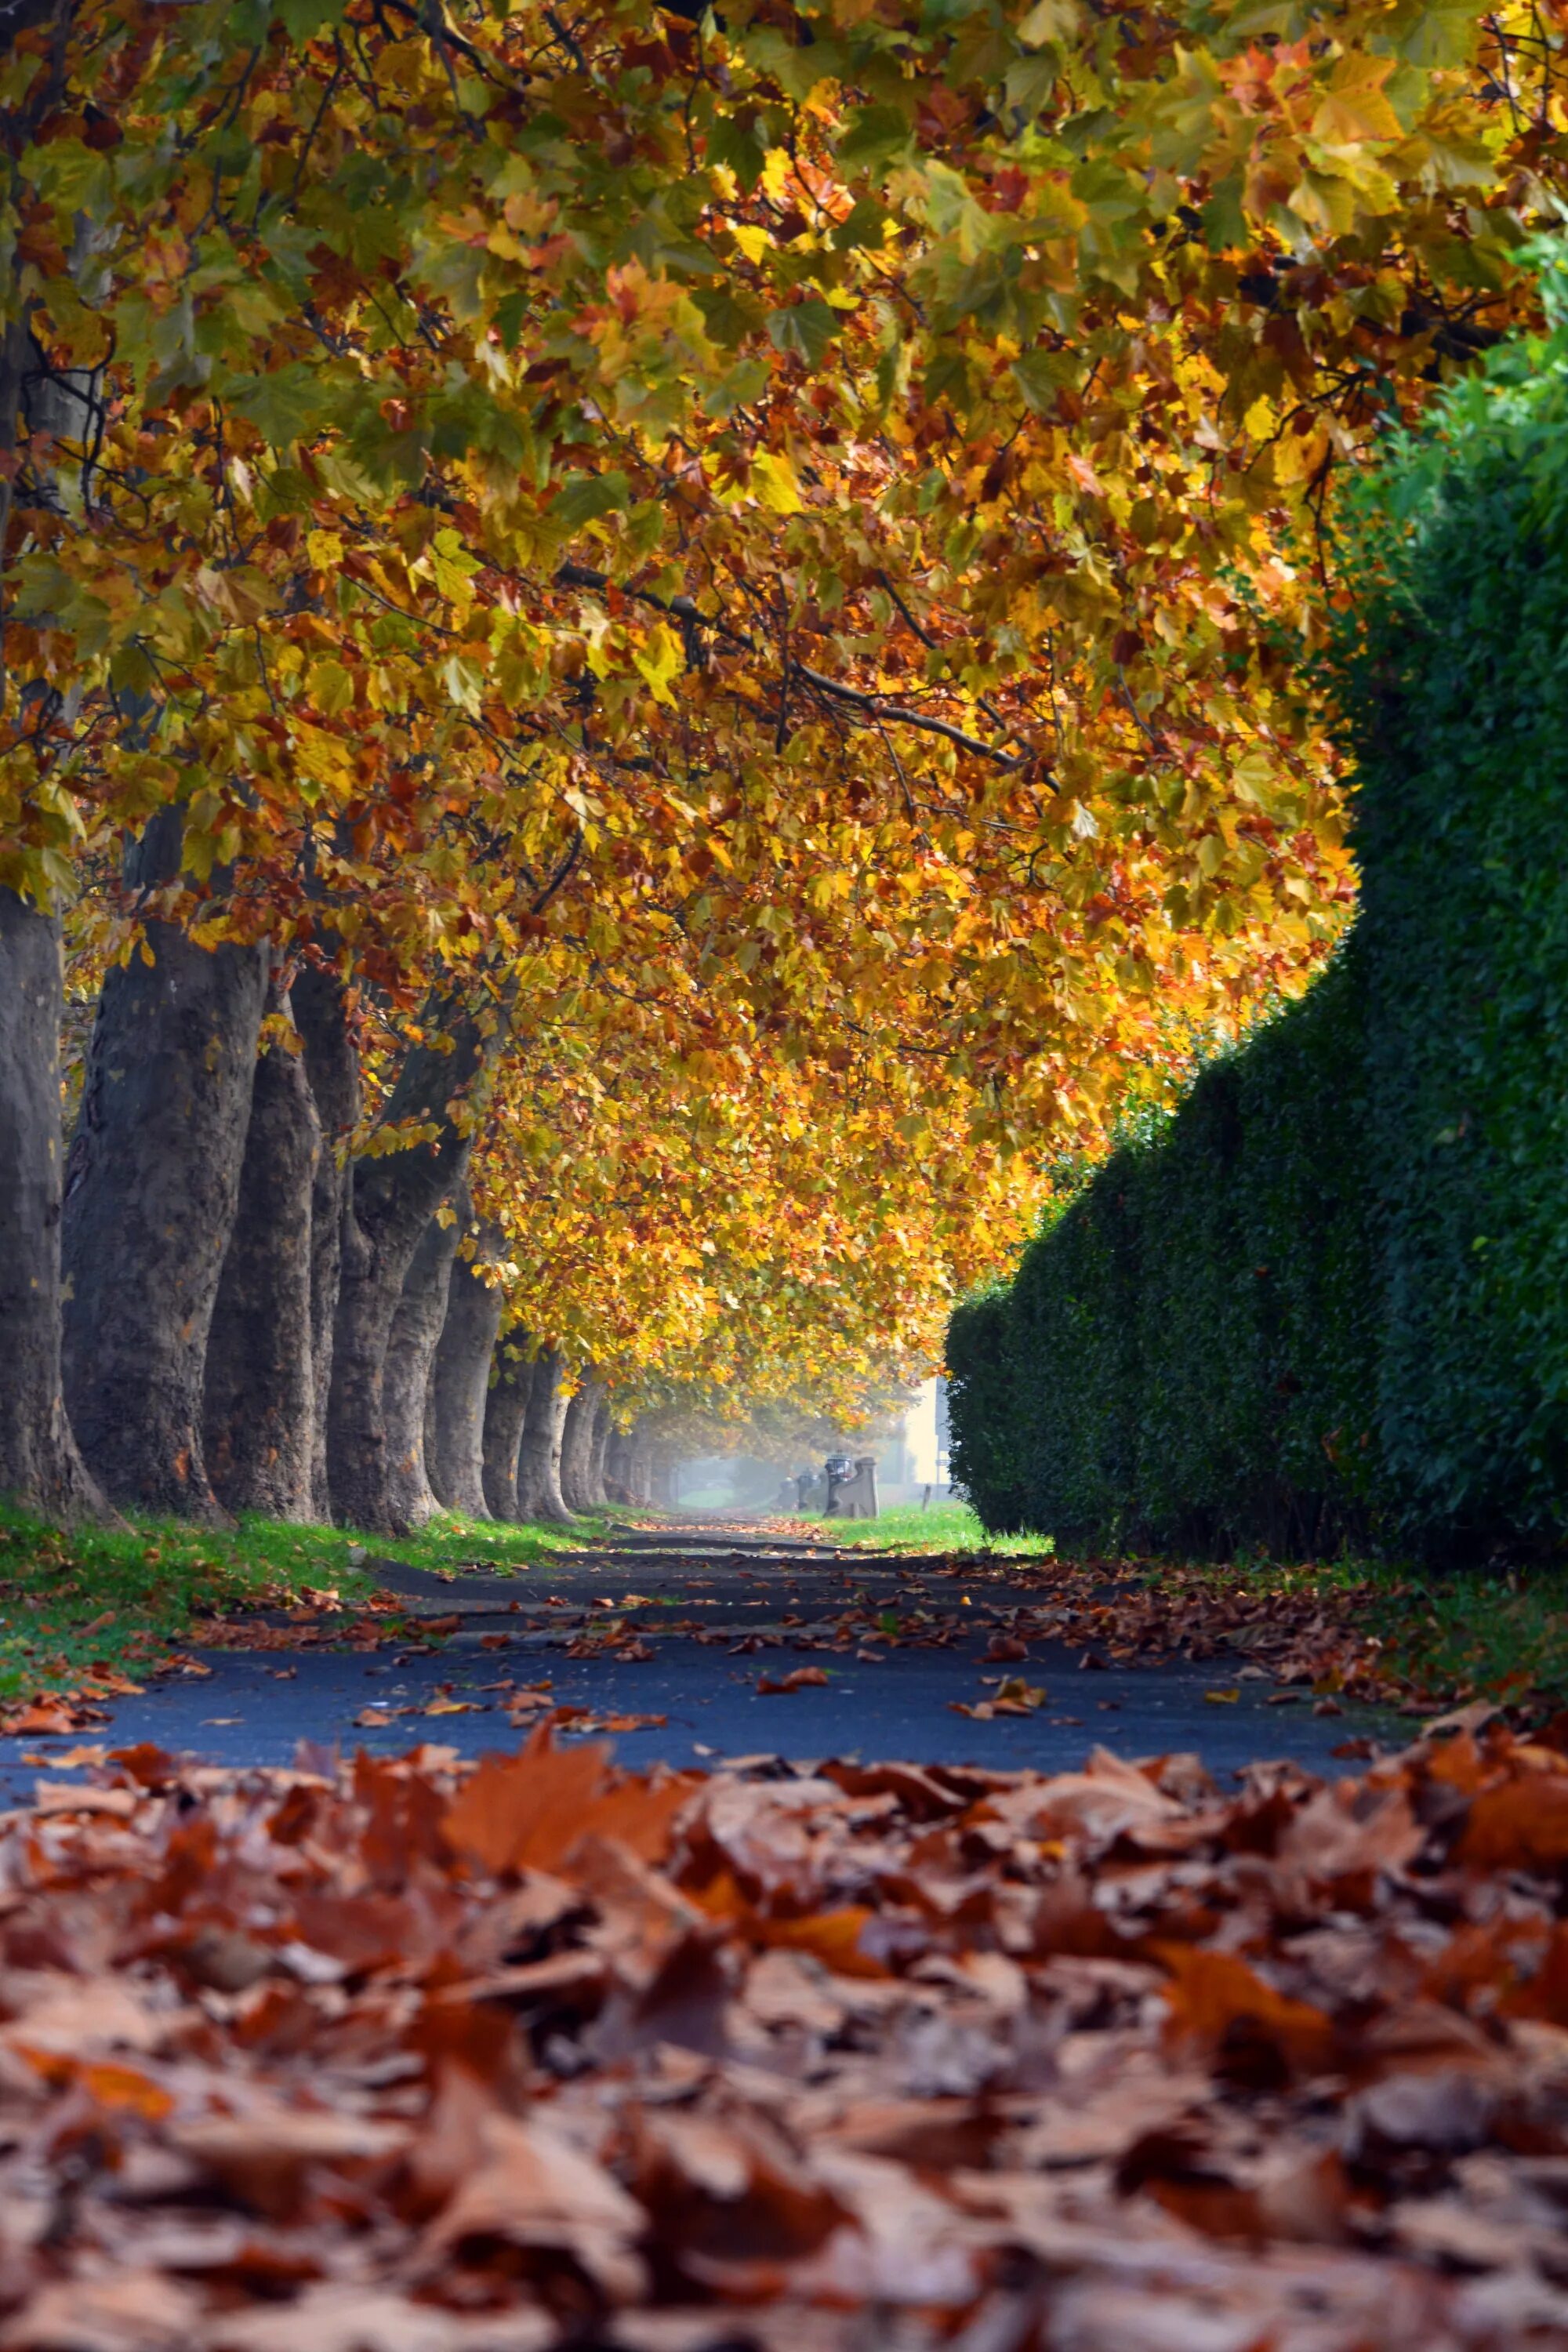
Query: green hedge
[
  {"left": 949, "top": 951, "right": 1380, "bottom": 1553},
  {"left": 1347, "top": 318, "right": 1568, "bottom": 1545},
  {"left": 951, "top": 267, "right": 1568, "bottom": 1560}
]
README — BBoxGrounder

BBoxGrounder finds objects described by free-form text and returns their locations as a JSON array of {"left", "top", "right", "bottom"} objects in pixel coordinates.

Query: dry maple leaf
[{"left": 757, "top": 1667, "right": 831, "bottom": 1693}]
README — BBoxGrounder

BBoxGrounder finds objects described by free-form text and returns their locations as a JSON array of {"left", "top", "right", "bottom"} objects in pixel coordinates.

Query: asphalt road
[{"left": 0, "top": 1526, "right": 1396, "bottom": 1796}]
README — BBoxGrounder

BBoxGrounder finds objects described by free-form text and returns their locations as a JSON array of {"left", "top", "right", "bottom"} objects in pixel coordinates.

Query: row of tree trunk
[{"left": 0, "top": 880, "right": 654, "bottom": 1534}]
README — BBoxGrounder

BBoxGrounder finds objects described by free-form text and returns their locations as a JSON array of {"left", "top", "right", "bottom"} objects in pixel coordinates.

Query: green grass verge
[
  {"left": 0, "top": 1501, "right": 610, "bottom": 1703},
  {"left": 1336, "top": 1559, "right": 1568, "bottom": 1709},
  {"left": 800, "top": 1500, "right": 1058, "bottom": 1557},
  {"left": 803, "top": 1504, "right": 1568, "bottom": 1706},
  {"left": 1114, "top": 1549, "right": 1568, "bottom": 1712}
]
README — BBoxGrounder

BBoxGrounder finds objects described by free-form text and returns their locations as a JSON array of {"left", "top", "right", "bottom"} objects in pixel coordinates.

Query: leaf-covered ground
[
  {"left": 0, "top": 1505, "right": 611, "bottom": 1711},
  {"left": 2, "top": 1508, "right": 1566, "bottom": 1766},
  {"left": 1, "top": 1716, "right": 1566, "bottom": 2351}
]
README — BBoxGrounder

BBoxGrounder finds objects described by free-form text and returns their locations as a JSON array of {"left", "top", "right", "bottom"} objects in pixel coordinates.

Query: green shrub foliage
[
  {"left": 951, "top": 267, "right": 1568, "bottom": 1559},
  {"left": 949, "top": 953, "right": 1381, "bottom": 1552}
]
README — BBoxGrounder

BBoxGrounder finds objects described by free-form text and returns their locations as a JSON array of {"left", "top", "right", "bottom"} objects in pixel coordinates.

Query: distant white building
[{"left": 877, "top": 1377, "right": 949, "bottom": 1499}]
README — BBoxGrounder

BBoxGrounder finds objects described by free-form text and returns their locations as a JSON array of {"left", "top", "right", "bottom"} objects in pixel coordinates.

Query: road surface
[{"left": 0, "top": 1525, "right": 1396, "bottom": 1795}]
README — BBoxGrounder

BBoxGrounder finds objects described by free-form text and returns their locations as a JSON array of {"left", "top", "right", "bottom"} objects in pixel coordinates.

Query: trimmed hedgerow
[
  {"left": 949, "top": 952, "right": 1380, "bottom": 1555},
  {"left": 1342, "top": 292, "right": 1568, "bottom": 1548},
  {"left": 952, "top": 266, "right": 1568, "bottom": 1560}
]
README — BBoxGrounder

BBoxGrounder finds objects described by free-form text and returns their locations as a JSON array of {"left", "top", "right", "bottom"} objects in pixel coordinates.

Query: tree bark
[
  {"left": 326, "top": 1003, "right": 487, "bottom": 1533},
  {"left": 516, "top": 1345, "right": 572, "bottom": 1523},
  {"left": 585, "top": 1392, "right": 613, "bottom": 1509},
  {"left": 628, "top": 1426, "right": 655, "bottom": 1508},
  {"left": 0, "top": 889, "right": 107, "bottom": 1523},
  {"left": 648, "top": 1447, "right": 675, "bottom": 1510},
  {"left": 558, "top": 1372, "right": 603, "bottom": 1514},
  {"left": 201, "top": 983, "right": 320, "bottom": 1521},
  {"left": 426, "top": 1207, "right": 502, "bottom": 1518},
  {"left": 292, "top": 967, "right": 358, "bottom": 1523},
  {"left": 60, "top": 811, "right": 269, "bottom": 1520},
  {"left": 481, "top": 1338, "right": 534, "bottom": 1523},
  {"left": 605, "top": 1421, "right": 633, "bottom": 1507},
  {"left": 382, "top": 1210, "right": 461, "bottom": 1532}
]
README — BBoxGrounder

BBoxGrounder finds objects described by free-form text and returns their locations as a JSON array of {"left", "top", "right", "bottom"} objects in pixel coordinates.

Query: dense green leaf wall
[
  {"left": 949, "top": 953, "right": 1381, "bottom": 1553},
  {"left": 951, "top": 274, "right": 1568, "bottom": 1559},
  {"left": 1346, "top": 335, "right": 1568, "bottom": 1544}
]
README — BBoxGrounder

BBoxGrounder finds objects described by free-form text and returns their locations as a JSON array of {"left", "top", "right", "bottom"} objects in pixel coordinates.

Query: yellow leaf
[
  {"left": 751, "top": 452, "right": 803, "bottom": 514},
  {"left": 633, "top": 622, "right": 684, "bottom": 706},
  {"left": 306, "top": 659, "right": 355, "bottom": 717},
  {"left": 1017, "top": 0, "right": 1080, "bottom": 44},
  {"left": 1312, "top": 54, "right": 1403, "bottom": 147}
]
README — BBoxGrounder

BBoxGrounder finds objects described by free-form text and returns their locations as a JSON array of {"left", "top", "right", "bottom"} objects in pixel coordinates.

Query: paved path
[{"left": 0, "top": 1524, "right": 1395, "bottom": 1795}]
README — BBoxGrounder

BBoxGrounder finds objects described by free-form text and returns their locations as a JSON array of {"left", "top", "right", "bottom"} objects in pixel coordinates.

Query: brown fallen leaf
[
  {"left": 441, "top": 1720, "right": 613, "bottom": 1873},
  {"left": 1459, "top": 1773, "right": 1568, "bottom": 1871},
  {"left": 756, "top": 1666, "right": 830, "bottom": 1693},
  {"left": 0, "top": 1700, "right": 87, "bottom": 1737},
  {"left": 416, "top": 2110, "right": 645, "bottom": 2300},
  {"left": 992, "top": 1676, "right": 1047, "bottom": 1714},
  {"left": 209, "top": 2287, "right": 553, "bottom": 2352},
  {"left": 2, "top": 2270, "right": 202, "bottom": 2351},
  {"left": 1156, "top": 1945, "right": 1338, "bottom": 2080}
]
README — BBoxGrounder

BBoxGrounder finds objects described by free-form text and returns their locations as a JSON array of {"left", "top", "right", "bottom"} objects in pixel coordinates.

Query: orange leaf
[
  {"left": 441, "top": 1723, "right": 612, "bottom": 1875},
  {"left": 1458, "top": 1777, "right": 1568, "bottom": 1872},
  {"left": 79, "top": 2063, "right": 174, "bottom": 2120},
  {"left": 1155, "top": 1946, "right": 1336, "bottom": 2077},
  {"left": 570, "top": 1772, "right": 699, "bottom": 1862},
  {"left": 756, "top": 1666, "right": 829, "bottom": 1693}
]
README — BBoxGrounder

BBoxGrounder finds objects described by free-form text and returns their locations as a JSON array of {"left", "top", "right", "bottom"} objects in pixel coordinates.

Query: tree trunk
[
  {"left": 481, "top": 1339, "right": 535, "bottom": 1523},
  {"left": 605, "top": 1421, "right": 633, "bottom": 1507},
  {"left": 426, "top": 1207, "right": 501, "bottom": 1518},
  {"left": 292, "top": 967, "right": 358, "bottom": 1523},
  {"left": 585, "top": 1392, "right": 613, "bottom": 1509},
  {"left": 60, "top": 811, "right": 269, "bottom": 1521},
  {"left": 382, "top": 1210, "right": 461, "bottom": 1533},
  {"left": 648, "top": 1448, "right": 675, "bottom": 1510},
  {"left": 516, "top": 1345, "right": 572, "bottom": 1523},
  {"left": 201, "top": 985, "right": 320, "bottom": 1521},
  {"left": 558, "top": 1373, "right": 603, "bottom": 1514},
  {"left": 326, "top": 1005, "right": 486, "bottom": 1533},
  {"left": 0, "top": 324, "right": 103, "bottom": 1527},
  {"left": 0, "top": 889, "right": 107, "bottom": 1523},
  {"left": 628, "top": 1427, "right": 655, "bottom": 1508},
  {"left": 549, "top": 1381, "right": 572, "bottom": 1519}
]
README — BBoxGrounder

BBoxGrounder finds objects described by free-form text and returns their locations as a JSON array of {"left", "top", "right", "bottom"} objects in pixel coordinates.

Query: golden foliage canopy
[{"left": 7, "top": 0, "right": 1565, "bottom": 1410}]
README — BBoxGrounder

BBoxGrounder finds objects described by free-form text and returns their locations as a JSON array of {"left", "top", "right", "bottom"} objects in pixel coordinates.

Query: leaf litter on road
[{"left": 0, "top": 1716, "right": 1562, "bottom": 2346}]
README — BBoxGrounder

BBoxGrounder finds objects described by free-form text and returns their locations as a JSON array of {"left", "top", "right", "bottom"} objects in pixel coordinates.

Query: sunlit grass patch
[
  {"left": 1120, "top": 1549, "right": 1568, "bottom": 1712},
  {"left": 804, "top": 1499, "right": 1056, "bottom": 1557},
  {"left": 0, "top": 1501, "right": 610, "bottom": 1699}
]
